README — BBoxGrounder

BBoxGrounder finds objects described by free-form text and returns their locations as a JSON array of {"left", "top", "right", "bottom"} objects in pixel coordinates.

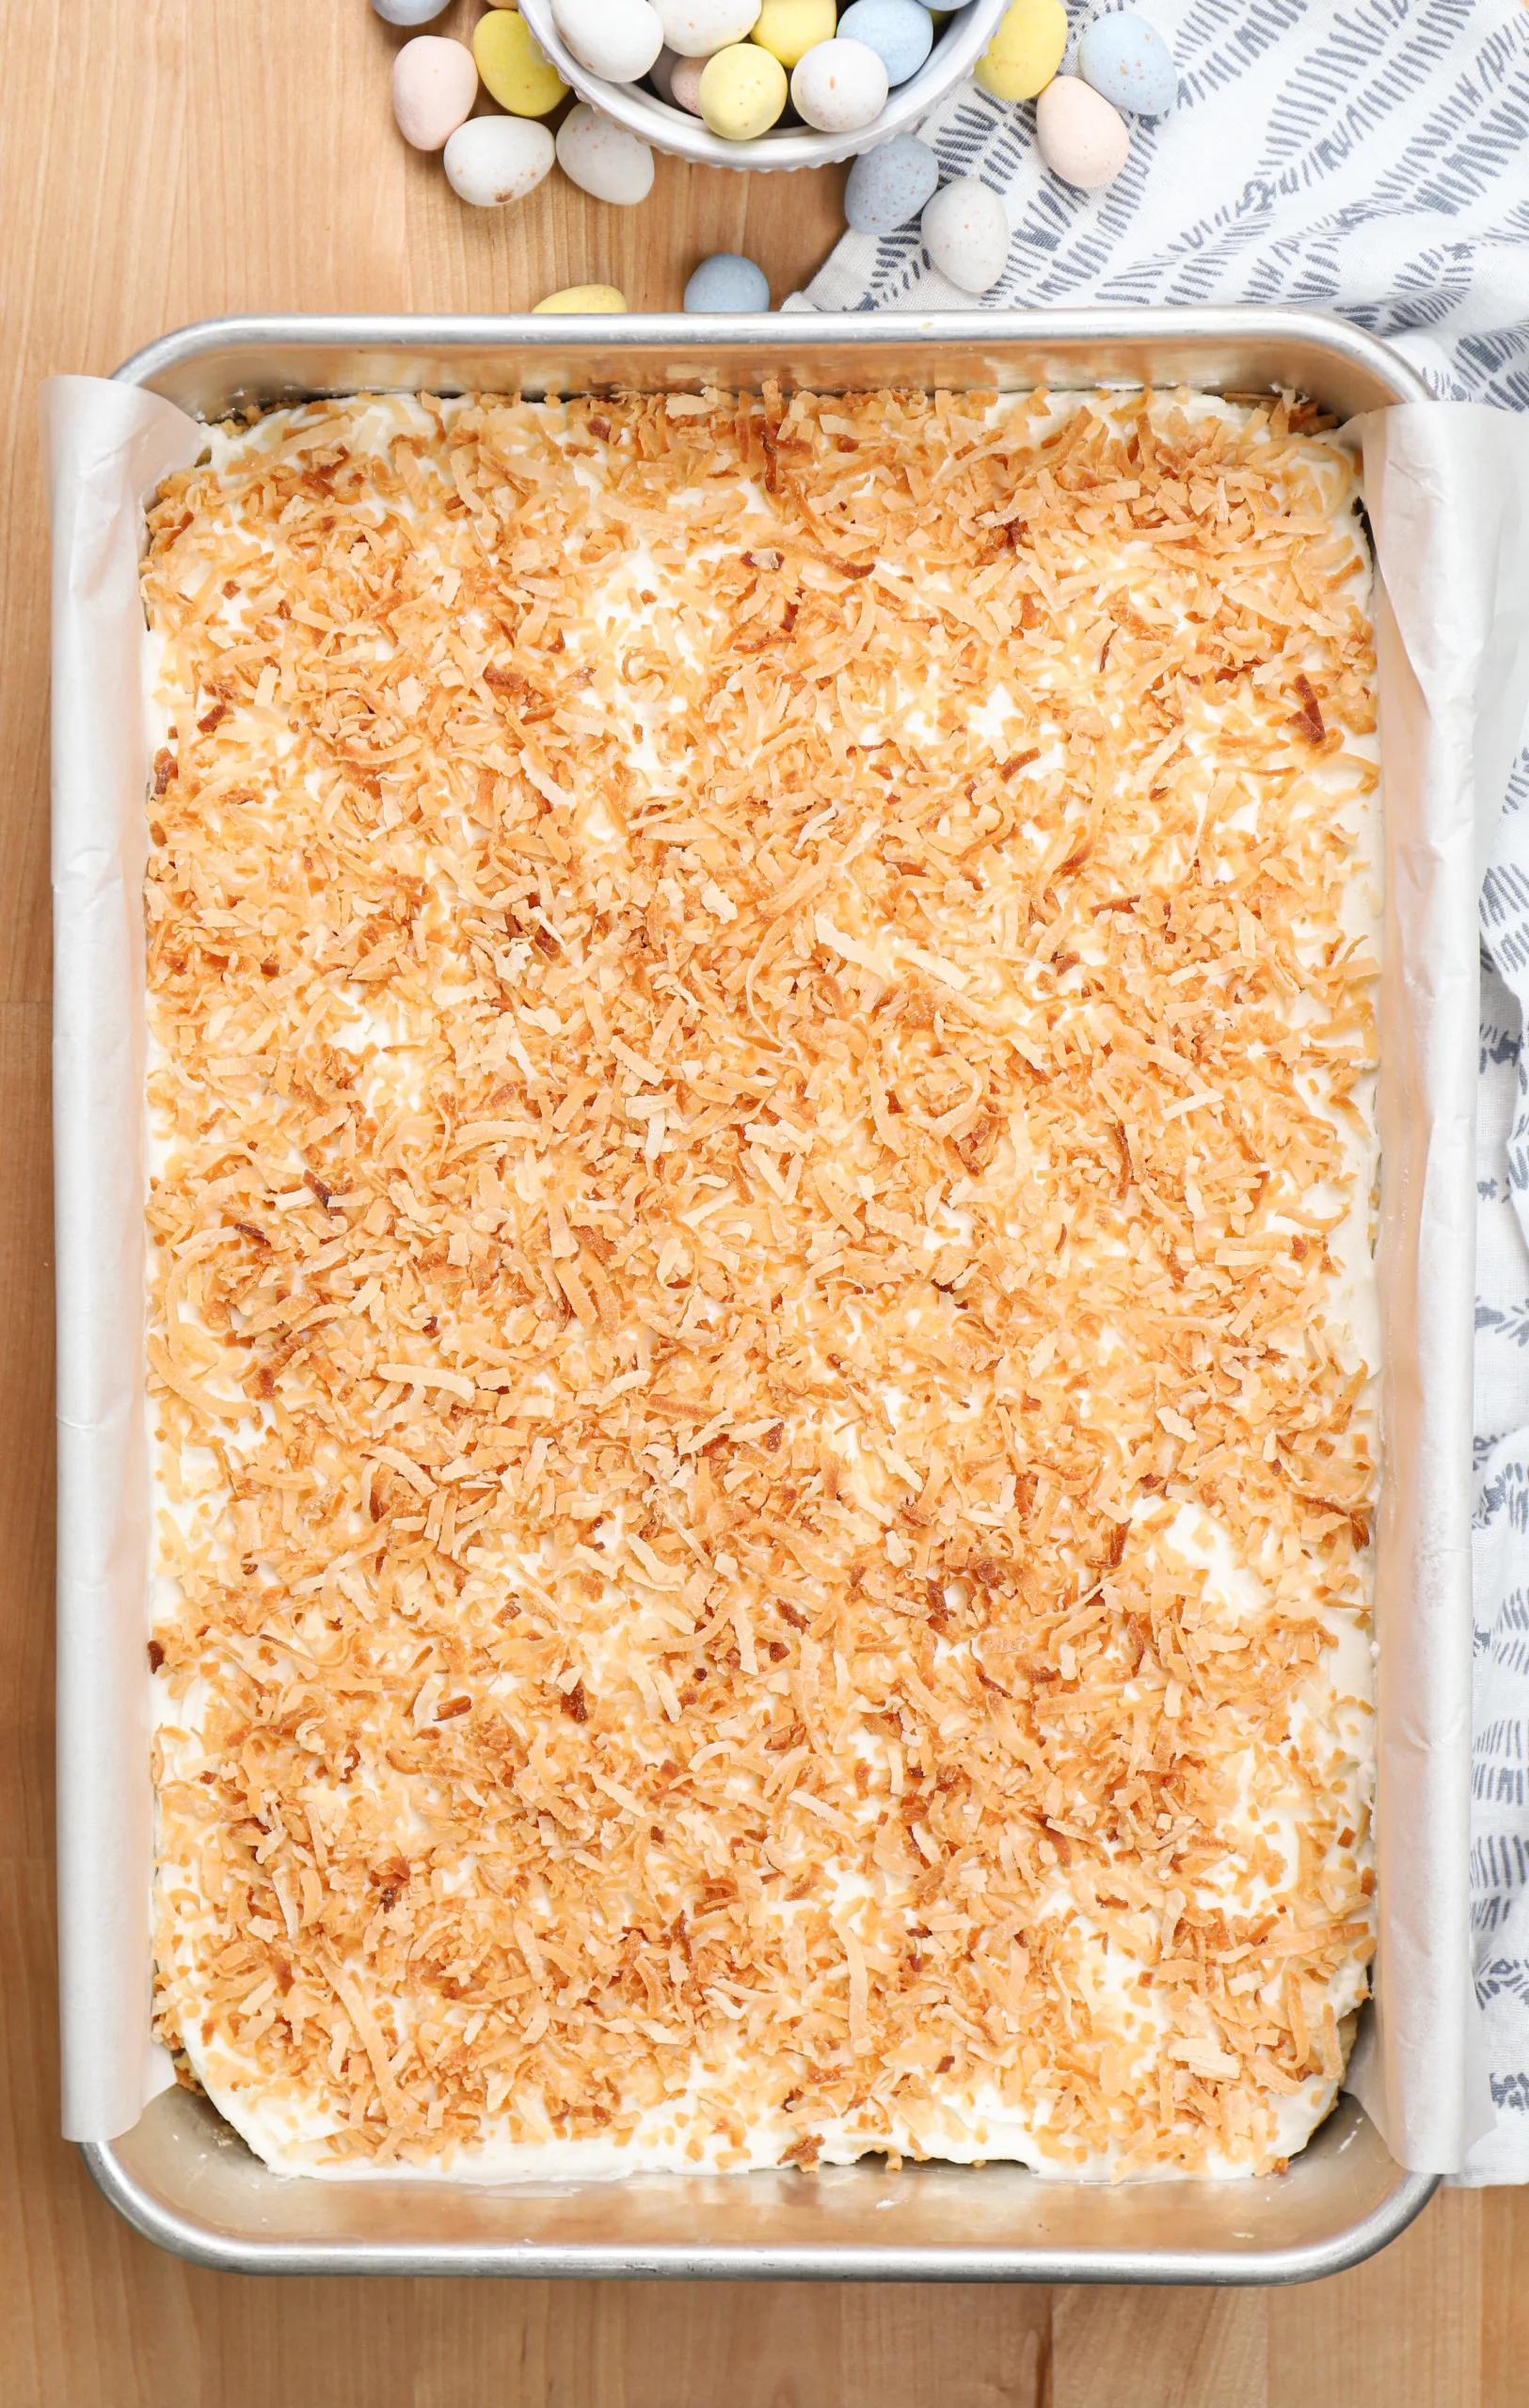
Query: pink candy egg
[
  {"left": 1035, "top": 74, "right": 1130, "bottom": 190},
  {"left": 670, "top": 53, "right": 708, "bottom": 110},
  {"left": 391, "top": 36, "right": 479, "bottom": 150}
]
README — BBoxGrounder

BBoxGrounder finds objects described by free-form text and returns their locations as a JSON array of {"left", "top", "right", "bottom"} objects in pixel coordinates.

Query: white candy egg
[
  {"left": 372, "top": 0, "right": 451, "bottom": 24},
  {"left": 656, "top": 0, "right": 763, "bottom": 55},
  {"left": 443, "top": 116, "right": 556, "bottom": 205},
  {"left": 555, "top": 102, "right": 657, "bottom": 202},
  {"left": 790, "top": 36, "right": 888, "bottom": 132},
  {"left": 550, "top": 0, "right": 664, "bottom": 83},
  {"left": 919, "top": 177, "right": 1010, "bottom": 293}
]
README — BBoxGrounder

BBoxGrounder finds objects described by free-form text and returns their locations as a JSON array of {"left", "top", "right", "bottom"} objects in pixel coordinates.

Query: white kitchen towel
[
  {"left": 801, "top": 0, "right": 1529, "bottom": 2179},
  {"left": 801, "top": 0, "right": 1529, "bottom": 408},
  {"left": 1466, "top": 752, "right": 1529, "bottom": 2184}
]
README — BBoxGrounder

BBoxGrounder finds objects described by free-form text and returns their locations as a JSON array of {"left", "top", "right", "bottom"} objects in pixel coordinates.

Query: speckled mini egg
[
  {"left": 974, "top": 0, "right": 1066, "bottom": 102},
  {"left": 551, "top": 0, "right": 664, "bottom": 83},
  {"left": 555, "top": 101, "right": 657, "bottom": 200},
  {"left": 532, "top": 284, "right": 629, "bottom": 311},
  {"left": 657, "top": 0, "right": 763, "bottom": 55},
  {"left": 1036, "top": 73, "right": 1130, "bottom": 186},
  {"left": 669, "top": 51, "right": 709, "bottom": 108},
  {"left": 372, "top": 0, "right": 450, "bottom": 24},
  {"left": 443, "top": 115, "right": 555, "bottom": 204},
  {"left": 699, "top": 41, "right": 788, "bottom": 135},
  {"left": 391, "top": 36, "right": 478, "bottom": 150},
  {"left": 1077, "top": 9, "right": 1177, "bottom": 115},
  {"left": 684, "top": 251, "right": 772, "bottom": 310},
  {"left": 844, "top": 131, "right": 939, "bottom": 233},
  {"left": 790, "top": 36, "right": 887, "bottom": 131},
  {"left": 835, "top": 0, "right": 932, "bottom": 86},
  {"left": 919, "top": 175, "right": 1009, "bottom": 293}
]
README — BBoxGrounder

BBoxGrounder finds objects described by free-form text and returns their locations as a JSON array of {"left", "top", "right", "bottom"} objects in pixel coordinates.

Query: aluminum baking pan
[
  {"left": 113, "top": 304, "right": 1431, "bottom": 420},
  {"left": 83, "top": 306, "right": 1437, "bottom": 2282}
]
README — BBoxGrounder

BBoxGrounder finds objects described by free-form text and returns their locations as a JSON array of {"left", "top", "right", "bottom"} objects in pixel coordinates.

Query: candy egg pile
[
  {"left": 374, "top": 0, "right": 1180, "bottom": 318},
  {"left": 550, "top": 0, "right": 960, "bottom": 144},
  {"left": 851, "top": 5, "right": 1180, "bottom": 298},
  {"left": 375, "top": 0, "right": 785, "bottom": 309},
  {"left": 385, "top": 0, "right": 661, "bottom": 232},
  {"left": 978, "top": 0, "right": 1176, "bottom": 191}
]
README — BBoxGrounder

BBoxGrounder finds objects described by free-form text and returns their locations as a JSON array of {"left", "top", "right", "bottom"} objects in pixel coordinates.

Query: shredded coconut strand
[{"left": 143, "top": 385, "right": 1378, "bottom": 2181}]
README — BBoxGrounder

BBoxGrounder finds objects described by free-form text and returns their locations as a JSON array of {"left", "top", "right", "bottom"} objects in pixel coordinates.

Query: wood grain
[
  {"left": 1, "top": 3, "right": 1522, "bottom": 2400},
  {"left": 1052, "top": 2286, "right": 1266, "bottom": 2408}
]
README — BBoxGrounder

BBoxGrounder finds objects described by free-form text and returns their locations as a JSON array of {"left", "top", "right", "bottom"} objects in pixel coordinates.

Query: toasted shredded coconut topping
[{"left": 144, "top": 386, "right": 1378, "bottom": 2180}]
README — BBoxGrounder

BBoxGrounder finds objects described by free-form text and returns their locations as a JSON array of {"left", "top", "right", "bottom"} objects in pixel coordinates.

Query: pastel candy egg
[
  {"left": 699, "top": 42, "right": 788, "bottom": 135},
  {"left": 1036, "top": 73, "right": 1130, "bottom": 185},
  {"left": 391, "top": 37, "right": 478, "bottom": 150},
  {"left": 844, "top": 129, "right": 939, "bottom": 232},
  {"left": 669, "top": 52, "right": 708, "bottom": 108},
  {"left": 836, "top": 0, "right": 932, "bottom": 86},
  {"left": 532, "top": 284, "right": 629, "bottom": 311},
  {"left": 372, "top": 0, "right": 451, "bottom": 24},
  {"left": 920, "top": 175, "right": 1009, "bottom": 293},
  {"left": 974, "top": 0, "right": 1066, "bottom": 101},
  {"left": 556, "top": 101, "right": 657, "bottom": 200},
  {"left": 443, "top": 114, "right": 555, "bottom": 202},
  {"left": 649, "top": 43, "right": 681, "bottom": 100},
  {"left": 684, "top": 251, "right": 772, "bottom": 310},
  {"left": 657, "top": 0, "right": 762, "bottom": 55},
  {"left": 472, "top": 9, "right": 569, "bottom": 115},
  {"left": 1077, "top": 8, "right": 1177, "bottom": 115},
  {"left": 752, "top": 0, "right": 836, "bottom": 67},
  {"left": 790, "top": 36, "right": 888, "bottom": 131},
  {"left": 551, "top": 0, "right": 664, "bottom": 82}
]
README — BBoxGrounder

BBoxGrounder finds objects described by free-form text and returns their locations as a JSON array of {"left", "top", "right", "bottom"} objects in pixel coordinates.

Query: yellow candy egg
[
  {"left": 751, "top": 0, "right": 836, "bottom": 70},
  {"left": 531, "top": 285, "right": 629, "bottom": 312},
  {"left": 975, "top": 0, "right": 1067, "bottom": 102},
  {"left": 699, "top": 41, "right": 788, "bottom": 137},
  {"left": 472, "top": 8, "right": 569, "bottom": 116}
]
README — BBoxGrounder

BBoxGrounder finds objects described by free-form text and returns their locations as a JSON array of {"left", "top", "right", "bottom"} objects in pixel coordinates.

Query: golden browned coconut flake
[{"left": 143, "top": 387, "right": 1378, "bottom": 2179}]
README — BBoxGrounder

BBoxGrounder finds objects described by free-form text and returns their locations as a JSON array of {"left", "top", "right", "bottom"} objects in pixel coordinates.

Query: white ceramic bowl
[{"left": 518, "top": 0, "right": 1010, "bottom": 171}]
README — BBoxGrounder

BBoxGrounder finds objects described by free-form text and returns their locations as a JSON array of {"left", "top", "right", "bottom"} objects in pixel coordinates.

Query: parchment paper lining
[{"left": 41, "top": 372, "right": 1529, "bottom": 2172}]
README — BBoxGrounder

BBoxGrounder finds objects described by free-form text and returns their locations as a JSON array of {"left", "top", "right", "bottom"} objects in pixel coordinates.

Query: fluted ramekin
[{"left": 518, "top": 0, "right": 1010, "bottom": 172}]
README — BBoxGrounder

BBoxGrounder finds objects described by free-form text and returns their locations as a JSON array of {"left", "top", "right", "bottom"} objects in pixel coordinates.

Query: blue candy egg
[
  {"left": 1077, "top": 9, "right": 1178, "bottom": 116},
  {"left": 371, "top": 0, "right": 452, "bottom": 24},
  {"left": 836, "top": 0, "right": 934, "bottom": 87},
  {"left": 683, "top": 253, "right": 772, "bottom": 313},
  {"left": 844, "top": 132, "right": 940, "bottom": 235}
]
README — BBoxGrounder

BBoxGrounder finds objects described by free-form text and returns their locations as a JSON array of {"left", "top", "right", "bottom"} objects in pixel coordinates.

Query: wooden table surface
[{"left": 4, "top": 5, "right": 1526, "bottom": 2400}]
